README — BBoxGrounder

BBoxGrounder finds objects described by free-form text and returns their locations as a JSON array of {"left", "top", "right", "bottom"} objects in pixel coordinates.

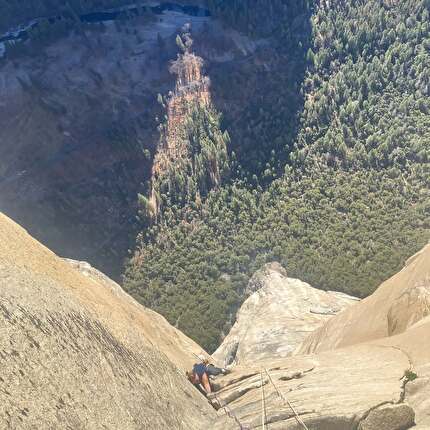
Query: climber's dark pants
[{"left": 206, "top": 364, "right": 224, "bottom": 376}]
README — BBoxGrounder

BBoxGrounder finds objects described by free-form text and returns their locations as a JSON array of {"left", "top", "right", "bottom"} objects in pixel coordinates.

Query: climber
[
  {"left": 186, "top": 356, "right": 229, "bottom": 395},
  {"left": 187, "top": 362, "right": 212, "bottom": 395},
  {"left": 198, "top": 355, "right": 229, "bottom": 377}
]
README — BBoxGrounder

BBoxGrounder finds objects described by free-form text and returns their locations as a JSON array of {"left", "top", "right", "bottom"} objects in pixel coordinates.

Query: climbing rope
[
  {"left": 188, "top": 353, "right": 308, "bottom": 429},
  {"left": 260, "top": 370, "right": 268, "bottom": 429},
  {"left": 213, "top": 392, "right": 250, "bottom": 430},
  {"left": 264, "top": 368, "right": 310, "bottom": 430},
  {"left": 192, "top": 352, "right": 250, "bottom": 429}
]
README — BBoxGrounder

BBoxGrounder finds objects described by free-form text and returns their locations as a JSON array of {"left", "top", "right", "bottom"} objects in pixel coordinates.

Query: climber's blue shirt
[{"left": 193, "top": 363, "right": 207, "bottom": 377}]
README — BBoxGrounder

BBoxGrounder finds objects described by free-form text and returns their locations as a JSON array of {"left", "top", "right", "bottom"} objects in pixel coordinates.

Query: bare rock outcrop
[
  {"left": 0, "top": 213, "right": 215, "bottom": 429},
  {"left": 357, "top": 404, "right": 415, "bottom": 430},
  {"left": 297, "top": 243, "right": 430, "bottom": 354},
  {"left": 209, "top": 245, "right": 430, "bottom": 429},
  {"left": 375, "top": 316, "right": 430, "bottom": 428},
  {"left": 211, "top": 343, "right": 413, "bottom": 429},
  {"left": 211, "top": 317, "right": 430, "bottom": 429},
  {"left": 213, "top": 263, "right": 358, "bottom": 367},
  {"left": 63, "top": 258, "right": 210, "bottom": 371},
  {"left": 2, "top": 209, "right": 429, "bottom": 430}
]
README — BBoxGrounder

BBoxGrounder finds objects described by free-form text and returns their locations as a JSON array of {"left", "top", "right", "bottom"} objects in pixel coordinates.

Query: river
[{"left": 0, "top": 2, "right": 210, "bottom": 44}]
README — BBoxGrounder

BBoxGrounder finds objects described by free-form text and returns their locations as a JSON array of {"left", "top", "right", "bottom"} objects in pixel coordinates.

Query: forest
[
  {"left": 125, "top": 0, "right": 430, "bottom": 350},
  {"left": 6, "top": 0, "right": 427, "bottom": 353},
  {"left": 124, "top": 0, "right": 430, "bottom": 352}
]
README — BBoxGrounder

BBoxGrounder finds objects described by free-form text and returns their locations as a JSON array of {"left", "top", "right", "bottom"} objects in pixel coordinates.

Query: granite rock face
[
  {"left": 213, "top": 263, "right": 359, "bottom": 367},
  {"left": 2, "top": 209, "right": 429, "bottom": 430},
  {"left": 211, "top": 343, "right": 414, "bottom": 430},
  {"left": 0, "top": 213, "right": 215, "bottom": 429},
  {"left": 208, "top": 244, "right": 430, "bottom": 430},
  {"left": 297, "top": 243, "right": 430, "bottom": 354},
  {"left": 357, "top": 404, "right": 415, "bottom": 430},
  {"left": 211, "top": 312, "right": 430, "bottom": 429}
]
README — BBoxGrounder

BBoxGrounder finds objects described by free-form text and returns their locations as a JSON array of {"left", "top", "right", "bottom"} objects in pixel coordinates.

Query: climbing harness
[
  {"left": 213, "top": 392, "right": 250, "bottom": 430},
  {"left": 264, "top": 368, "right": 310, "bottom": 430}
]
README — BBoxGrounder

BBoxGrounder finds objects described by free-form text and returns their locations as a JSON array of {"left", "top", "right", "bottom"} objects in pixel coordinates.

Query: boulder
[
  {"left": 213, "top": 264, "right": 358, "bottom": 367},
  {"left": 358, "top": 404, "right": 415, "bottom": 430},
  {"left": 0, "top": 213, "right": 215, "bottom": 429}
]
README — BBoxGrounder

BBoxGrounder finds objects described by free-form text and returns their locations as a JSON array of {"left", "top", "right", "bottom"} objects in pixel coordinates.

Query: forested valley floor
[{"left": 125, "top": 0, "right": 430, "bottom": 352}]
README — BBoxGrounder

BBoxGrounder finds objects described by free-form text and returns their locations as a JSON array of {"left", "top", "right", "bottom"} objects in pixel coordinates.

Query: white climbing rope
[
  {"left": 213, "top": 392, "right": 250, "bottom": 430},
  {"left": 265, "top": 368, "right": 310, "bottom": 430},
  {"left": 260, "top": 370, "right": 267, "bottom": 429},
  {"left": 211, "top": 368, "right": 308, "bottom": 430}
]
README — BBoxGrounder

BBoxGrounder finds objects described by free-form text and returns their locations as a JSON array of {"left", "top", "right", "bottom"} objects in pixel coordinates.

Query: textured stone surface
[
  {"left": 244, "top": 262, "right": 288, "bottom": 296},
  {"left": 63, "top": 258, "right": 211, "bottom": 371},
  {"left": 377, "top": 320, "right": 430, "bottom": 429},
  {"left": 405, "top": 363, "right": 430, "bottom": 428},
  {"left": 0, "top": 213, "right": 215, "bottom": 429},
  {"left": 298, "top": 244, "right": 430, "bottom": 355},
  {"left": 358, "top": 404, "right": 415, "bottom": 430},
  {"left": 211, "top": 344, "right": 411, "bottom": 430},
  {"left": 2, "top": 210, "right": 429, "bottom": 429},
  {"left": 213, "top": 263, "right": 358, "bottom": 367},
  {"left": 387, "top": 283, "right": 430, "bottom": 336},
  {"left": 209, "top": 245, "right": 430, "bottom": 429},
  {"left": 210, "top": 318, "right": 430, "bottom": 430},
  {"left": 294, "top": 243, "right": 430, "bottom": 428}
]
